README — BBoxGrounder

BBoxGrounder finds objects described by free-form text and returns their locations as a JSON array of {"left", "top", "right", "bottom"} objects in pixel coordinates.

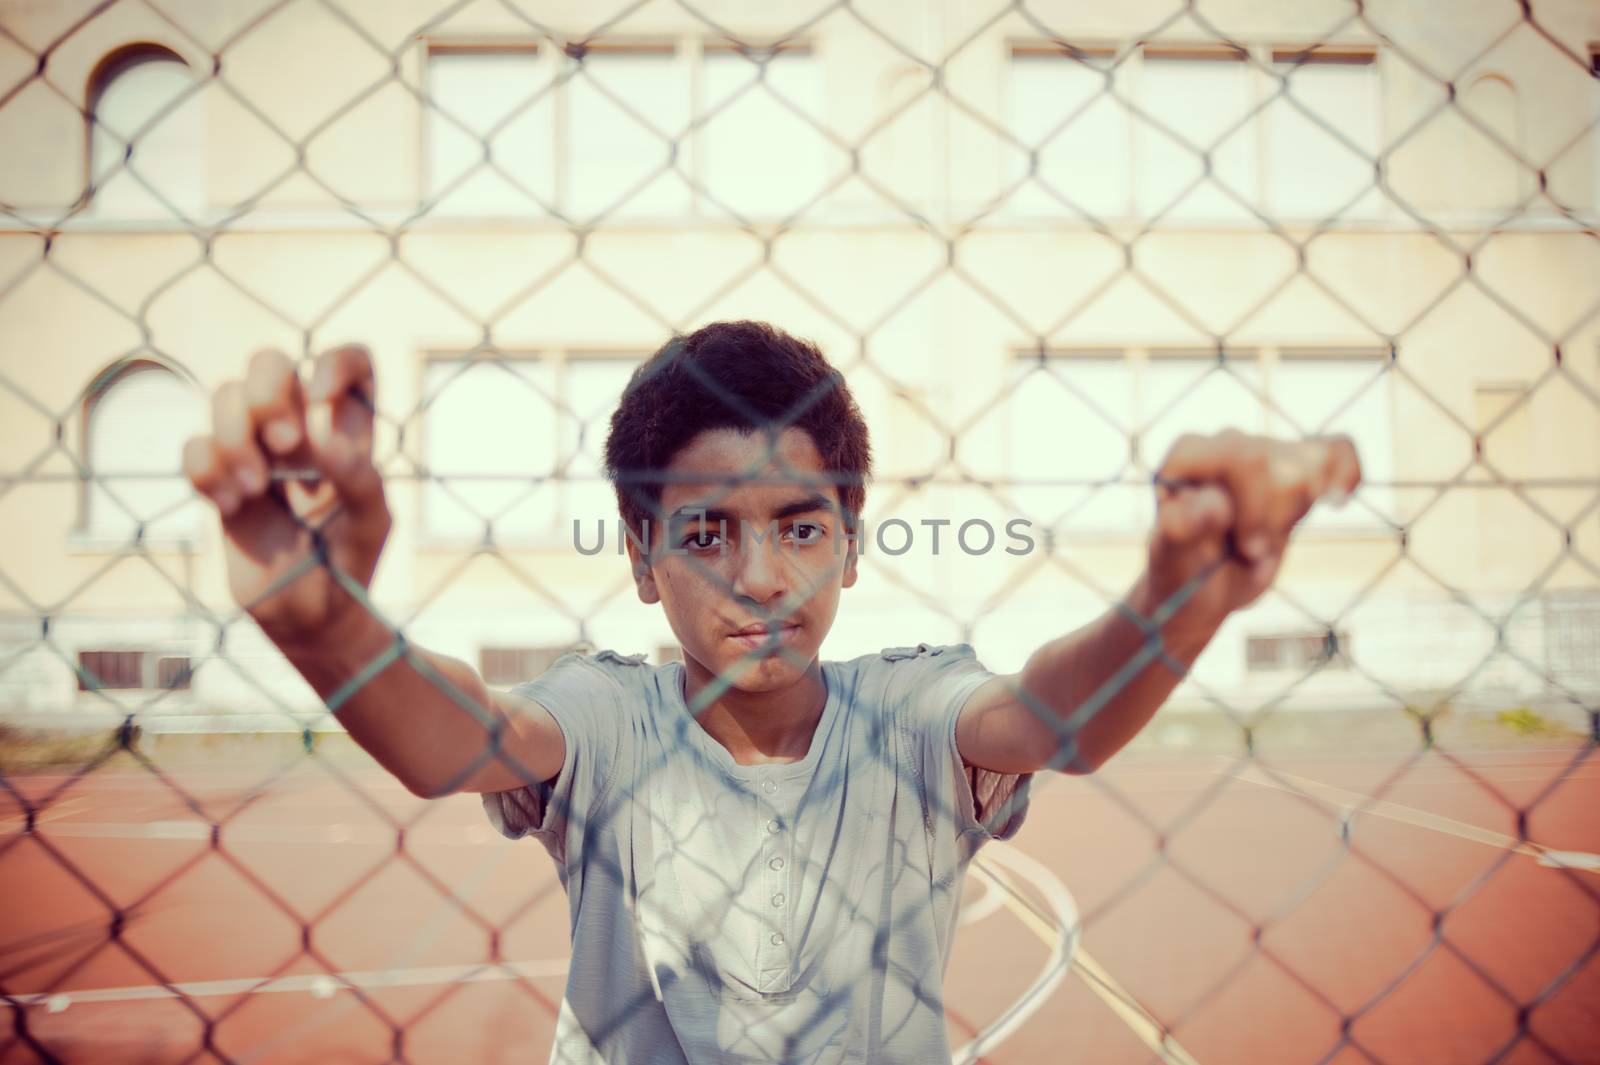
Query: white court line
[
  {"left": 1320, "top": 771, "right": 1600, "bottom": 787},
  {"left": 1030, "top": 766, "right": 1600, "bottom": 798},
  {"left": 957, "top": 865, "right": 1005, "bottom": 928},
  {"left": 0, "top": 796, "right": 95, "bottom": 832},
  {"left": 10, "top": 958, "right": 569, "bottom": 1013},
  {"left": 954, "top": 844, "right": 1080, "bottom": 1065},
  {"left": 968, "top": 846, "right": 1201, "bottom": 1065},
  {"left": 10, "top": 832, "right": 1176, "bottom": 1062},
  {"left": 1230, "top": 765, "right": 1600, "bottom": 873}
]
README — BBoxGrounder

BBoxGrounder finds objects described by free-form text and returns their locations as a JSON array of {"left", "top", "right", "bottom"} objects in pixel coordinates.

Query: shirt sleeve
[
  {"left": 891, "top": 643, "right": 1034, "bottom": 847},
  {"left": 479, "top": 652, "right": 627, "bottom": 865}
]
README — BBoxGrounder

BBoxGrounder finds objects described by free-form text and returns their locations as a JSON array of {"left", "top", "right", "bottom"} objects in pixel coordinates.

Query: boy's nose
[{"left": 730, "top": 540, "right": 788, "bottom": 604}]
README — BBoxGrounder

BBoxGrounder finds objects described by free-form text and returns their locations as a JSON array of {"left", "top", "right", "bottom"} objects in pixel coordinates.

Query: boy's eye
[
  {"left": 683, "top": 528, "right": 722, "bottom": 549},
  {"left": 784, "top": 522, "right": 824, "bottom": 544}
]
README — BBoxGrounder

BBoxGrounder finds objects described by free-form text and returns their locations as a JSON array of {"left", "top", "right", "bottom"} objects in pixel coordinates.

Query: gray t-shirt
[{"left": 481, "top": 642, "right": 1034, "bottom": 1064}]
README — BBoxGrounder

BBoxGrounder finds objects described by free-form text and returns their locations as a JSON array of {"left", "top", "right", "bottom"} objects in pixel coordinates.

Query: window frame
[
  {"left": 695, "top": 38, "right": 827, "bottom": 221},
  {"left": 1131, "top": 44, "right": 1263, "bottom": 224},
  {"left": 1001, "top": 38, "right": 1131, "bottom": 222},
  {"left": 1244, "top": 629, "right": 1352, "bottom": 674},
  {"left": 1002, "top": 347, "right": 1139, "bottom": 535},
  {"left": 71, "top": 358, "right": 206, "bottom": 551},
  {"left": 75, "top": 648, "right": 195, "bottom": 693},
  {"left": 1542, "top": 591, "right": 1600, "bottom": 691},
  {"left": 1455, "top": 71, "right": 1526, "bottom": 215},
  {"left": 478, "top": 644, "right": 571, "bottom": 687},
  {"left": 83, "top": 42, "right": 207, "bottom": 220},
  {"left": 1000, "top": 37, "right": 1385, "bottom": 225},
  {"left": 1267, "top": 346, "right": 1395, "bottom": 532},
  {"left": 415, "top": 347, "right": 645, "bottom": 550},
  {"left": 1262, "top": 44, "right": 1383, "bottom": 222},
  {"left": 417, "top": 34, "right": 822, "bottom": 222},
  {"left": 1005, "top": 344, "right": 1394, "bottom": 540},
  {"left": 419, "top": 38, "right": 553, "bottom": 218}
]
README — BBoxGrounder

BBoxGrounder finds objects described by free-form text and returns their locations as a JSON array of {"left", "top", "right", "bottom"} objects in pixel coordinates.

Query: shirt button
[
  {"left": 760, "top": 778, "right": 777, "bottom": 795},
  {"left": 766, "top": 819, "right": 782, "bottom": 835},
  {"left": 768, "top": 856, "right": 784, "bottom": 871},
  {"left": 771, "top": 893, "right": 785, "bottom": 908},
  {"left": 770, "top": 932, "right": 785, "bottom": 946}
]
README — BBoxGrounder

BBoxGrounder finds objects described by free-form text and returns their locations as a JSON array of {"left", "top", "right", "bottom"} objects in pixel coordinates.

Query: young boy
[{"left": 183, "top": 321, "right": 1359, "bottom": 1063}]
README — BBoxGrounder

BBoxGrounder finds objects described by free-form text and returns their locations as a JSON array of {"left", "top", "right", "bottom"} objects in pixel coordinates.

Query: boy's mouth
[{"left": 726, "top": 621, "right": 803, "bottom": 651}]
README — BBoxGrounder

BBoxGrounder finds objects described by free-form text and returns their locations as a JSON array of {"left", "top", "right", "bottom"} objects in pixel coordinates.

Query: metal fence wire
[{"left": 1, "top": 0, "right": 1599, "bottom": 1062}]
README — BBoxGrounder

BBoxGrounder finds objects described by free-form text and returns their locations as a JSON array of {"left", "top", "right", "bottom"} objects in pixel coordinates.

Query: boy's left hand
[{"left": 1145, "top": 429, "right": 1362, "bottom": 622}]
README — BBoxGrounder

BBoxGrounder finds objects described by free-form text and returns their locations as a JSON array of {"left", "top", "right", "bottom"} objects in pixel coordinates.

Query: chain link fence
[{"left": 2, "top": 0, "right": 1599, "bottom": 1061}]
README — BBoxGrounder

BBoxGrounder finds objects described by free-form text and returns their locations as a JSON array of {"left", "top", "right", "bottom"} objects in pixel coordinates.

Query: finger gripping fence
[{"left": 1, "top": 1, "right": 1598, "bottom": 1063}]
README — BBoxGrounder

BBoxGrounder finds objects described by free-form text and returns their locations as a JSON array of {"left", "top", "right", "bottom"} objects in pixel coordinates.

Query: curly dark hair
[{"left": 602, "top": 320, "right": 872, "bottom": 543}]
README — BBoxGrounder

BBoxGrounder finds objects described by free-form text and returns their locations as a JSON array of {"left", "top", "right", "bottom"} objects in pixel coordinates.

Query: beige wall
[{"left": 1, "top": 0, "right": 1596, "bottom": 724}]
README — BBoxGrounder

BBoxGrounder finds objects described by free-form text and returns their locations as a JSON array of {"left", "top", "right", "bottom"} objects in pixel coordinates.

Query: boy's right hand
[{"left": 183, "top": 345, "right": 392, "bottom": 653}]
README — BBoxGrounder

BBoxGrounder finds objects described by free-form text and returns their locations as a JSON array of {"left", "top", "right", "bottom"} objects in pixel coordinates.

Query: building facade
[{"left": 0, "top": 0, "right": 1597, "bottom": 733}]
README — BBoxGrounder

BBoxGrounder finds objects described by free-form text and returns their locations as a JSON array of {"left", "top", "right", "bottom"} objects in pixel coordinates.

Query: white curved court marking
[
  {"left": 959, "top": 843, "right": 1204, "bottom": 1065},
  {"left": 952, "top": 842, "right": 1079, "bottom": 1064}
]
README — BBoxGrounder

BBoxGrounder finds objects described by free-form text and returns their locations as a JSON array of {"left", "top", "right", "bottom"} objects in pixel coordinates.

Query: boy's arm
[
  {"left": 185, "top": 344, "right": 564, "bottom": 800},
  {"left": 277, "top": 607, "right": 565, "bottom": 798},
  {"left": 955, "top": 430, "right": 1362, "bottom": 775}
]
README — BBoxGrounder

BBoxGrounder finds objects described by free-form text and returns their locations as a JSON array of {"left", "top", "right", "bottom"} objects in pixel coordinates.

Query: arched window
[
  {"left": 87, "top": 45, "right": 205, "bottom": 218},
  {"left": 1452, "top": 74, "right": 1522, "bottom": 213},
  {"left": 82, "top": 362, "right": 204, "bottom": 541}
]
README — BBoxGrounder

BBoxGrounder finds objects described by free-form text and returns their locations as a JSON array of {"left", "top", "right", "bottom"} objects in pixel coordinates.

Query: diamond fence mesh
[{"left": 1, "top": 0, "right": 1599, "bottom": 1062}]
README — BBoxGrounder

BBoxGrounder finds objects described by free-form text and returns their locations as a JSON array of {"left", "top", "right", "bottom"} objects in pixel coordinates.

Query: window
[
  {"left": 1006, "top": 353, "right": 1137, "bottom": 530},
  {"left": 77, "top": 650, "right": 192, "bottom": 691},
  {"left": 1007, "top": 351, "right": 1264, "bottom": 532},
  {"left": 1134, "top": 47, "right": 1260, "bottom": 222},
  {"left": 1265, "top": 47, "right": 1380, "bottom": 219},
  {"left": 1472, "top": 380, "right": 1536, "bottom": 570},
  {"left": 82, "top": 362, "right": 205, "bottom": 541},
  {"left": 89, "top": 46, "right": 205, "bottom": 219},
  {"left": 1005, "top": 42, "right": 1132, "bottom": 219},
  {"left": 1008, "top": 349, "right": 1391, "bottom": 534},
  {"left": 423, "top": 357, "right": 558, "bottom": 541},
  {"left": 1543, "top": 593, "right": 1600, "bottom": 690},
  {"left": 566, "top": 43, "right": 689, "bottom": 217},
  {"left": 425, "top": 41, "right": 689, "bottom": 218},
  {"left": 423, "top": 352, "right": 640, "bottom": 543},
  {"left": 424, "top": 39, "right": 823, "bottom": 219},
  {"left": 1455, "top": 75, "right": 1521, "bottom": 211},
  {"left": 479, "top": 646, "right": 567, "bottom": 686},
  {"left": 1396, "top": 71, "right": 1521, "bottom": 216},
  {"left": 1140, "top": 353, "right": 1267, "bottom": 476},
  {"left": 698, "top": 44, "right": 826, "bottom": 218},
  {"left": 560, "top": 355, "right": 640, "bottom": 533},
  {"left": 1245, "top": 630, "right": 1350, "bottom": 673},
  {"left": 1266, "top": 352, "right": 1395, "bottom": 529},
  {"left": 425, "top": 44, "right": 555, "bottom": 215},
  {"left": 1005, "top": 41, "right": 1384, "bottom": 223}
]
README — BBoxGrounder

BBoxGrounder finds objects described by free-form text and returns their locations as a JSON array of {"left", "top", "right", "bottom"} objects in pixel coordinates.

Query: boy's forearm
[
  {"left": 278, "top": 610, "right": 509, "bottom": 798},
  {"left": 1017, "top": 572, "right": 1228, "bottom": 772}
]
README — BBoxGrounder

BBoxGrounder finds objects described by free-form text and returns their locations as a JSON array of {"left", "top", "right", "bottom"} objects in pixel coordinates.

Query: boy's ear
[
  {"left": 625, "top": 533, "right": 661, "bottom": 604},
  {"left": 841, "top": 531, "right": 859, "bottom": 589}
]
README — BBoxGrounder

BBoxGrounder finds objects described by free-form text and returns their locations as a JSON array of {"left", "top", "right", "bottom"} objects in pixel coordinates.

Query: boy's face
[{"left": 625, "top": 427, "right": 858, "bottom": 694}]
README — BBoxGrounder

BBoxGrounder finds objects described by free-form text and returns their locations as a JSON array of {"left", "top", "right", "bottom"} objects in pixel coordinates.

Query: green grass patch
[
  {"left": 0, "top": 724, "right": 118, "bottom": 771},
  {"left": 1496, "top": 706, "right": 1559, "bottom": 736}
]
